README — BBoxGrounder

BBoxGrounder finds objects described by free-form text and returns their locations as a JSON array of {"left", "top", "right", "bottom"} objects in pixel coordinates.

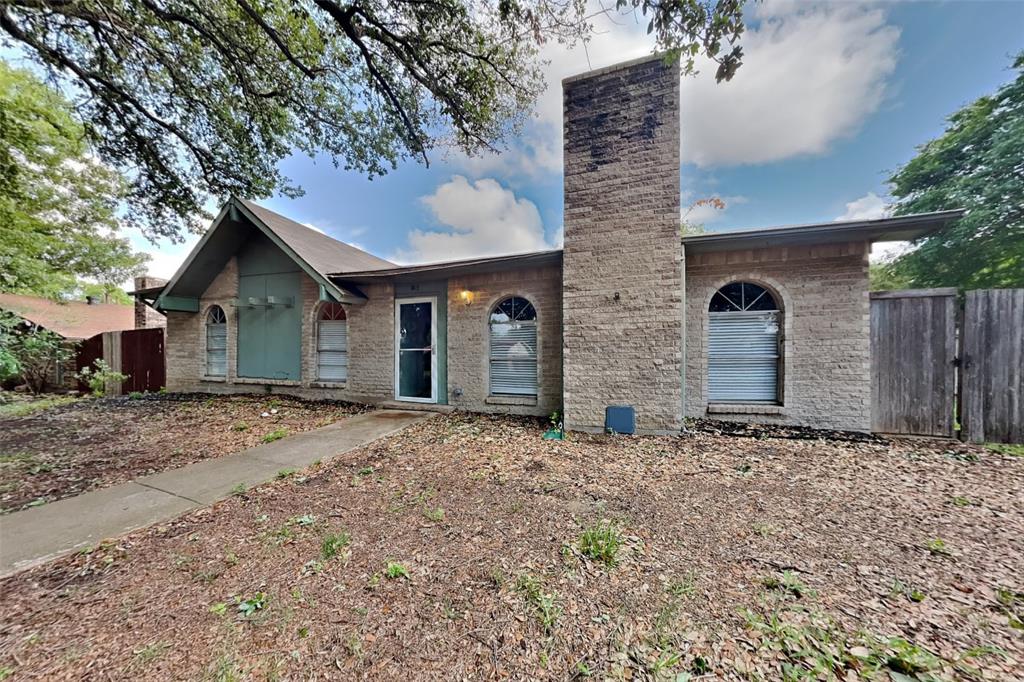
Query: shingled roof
[
  {"left": 238, "top": 200, "right": 395, "bottom": 275},
  {"left": 0, "top": 293, "right": 135, "bottom": 340}
]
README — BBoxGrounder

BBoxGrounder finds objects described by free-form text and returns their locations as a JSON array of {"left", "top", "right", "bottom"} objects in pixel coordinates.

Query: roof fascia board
[
  {"left": 332, "top": 250, "right": 563, "bottom": 282},
  {"left": 232, "top": 199, "right": 366, "bottom": 305}
]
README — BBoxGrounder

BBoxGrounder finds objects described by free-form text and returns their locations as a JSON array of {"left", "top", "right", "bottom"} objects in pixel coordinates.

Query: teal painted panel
[
  {"left": 157, "top": 295, "right": 199, "bottom": 312},
  {"left": 237, "top": 231, "right": 300, "bottom": 276},
  {"left": 237, "top": 271, "right": 301, "bottom": 381}
]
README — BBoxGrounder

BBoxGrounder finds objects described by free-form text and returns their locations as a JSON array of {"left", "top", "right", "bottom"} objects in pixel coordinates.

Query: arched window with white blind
[
  {"left": 205, "top": 305, "right": 227, "bottom": 377},
  {"left": 317, "top": 302, "right": 348, "bottom": 381},
  {"left": 708, "top": 282, "right": 782, "bottom": 404},
  {"left": 489, "top": 296, "right": 538, "bottom": 396}
]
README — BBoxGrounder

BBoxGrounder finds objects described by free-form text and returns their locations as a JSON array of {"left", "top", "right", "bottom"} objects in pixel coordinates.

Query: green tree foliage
[
  {"left": 0, "top": 61, "right": 148, "bottom": 299},
  {"left": 0, "top": 0, "right": 750, "bottom": 241},
  {"left": 0, "top": 311, "right": 72, "bottom": 393},
  {"left": 883, "top": 52, "right": 1024, "bottom": 290}
]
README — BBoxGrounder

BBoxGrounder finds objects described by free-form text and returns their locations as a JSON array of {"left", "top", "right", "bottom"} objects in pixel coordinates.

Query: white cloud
[
  {"left": 453, "top": 0, "right": 900, "bottom": 176},
  {"left": 302, "top": 221, "right": 326, "bottom": 234},
  {"left": 680, "top": 2, "right": 900, "bottom": 166},
  {"left": 395, "top": 176, "right": 555, "bottom": 263},
  {"left": 837, "top": 192, "right": 889, "bottom": 221}
]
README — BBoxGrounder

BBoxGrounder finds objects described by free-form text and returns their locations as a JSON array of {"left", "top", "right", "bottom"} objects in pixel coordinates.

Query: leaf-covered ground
[
  {"left": 0, "top": 393, "right": 367, "bottom": 513},
  {"left": 0, "top": 414, "right": 1021, "bottom": 680}
]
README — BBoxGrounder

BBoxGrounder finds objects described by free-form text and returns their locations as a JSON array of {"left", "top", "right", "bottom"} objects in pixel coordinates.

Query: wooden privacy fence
[
  {"left": 75, "top": 327, "right": 165, "bottom": 396},
  {"left": 871, "top": 287, "right": 1023, "bottom": 443}
]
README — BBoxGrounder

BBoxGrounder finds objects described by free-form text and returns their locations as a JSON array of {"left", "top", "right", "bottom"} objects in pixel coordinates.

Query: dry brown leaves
[
  {"left": 0, "top": 413, "right": 1021, "bottom": 681},
  {"left": 0, "top": 394, "right": 367, "bottom": 513}
]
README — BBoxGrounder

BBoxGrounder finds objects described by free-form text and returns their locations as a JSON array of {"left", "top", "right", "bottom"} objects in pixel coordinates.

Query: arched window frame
[
  {"left": 205, "top": 305, "right": 228, "bottom": 377},
  {"left": 316, "top": 302, "right": 349, "bottom": 382},
  {"left": 707, "top": 281, "right": 784, "bottom": 405},
  {"left": 488, "top": 296, "right": 538, "bottom": 397}
]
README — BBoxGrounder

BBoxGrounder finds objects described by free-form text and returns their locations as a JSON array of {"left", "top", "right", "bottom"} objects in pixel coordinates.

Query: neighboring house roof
[
  {"left": 238, "top": 200, "right": 395, "bottom": 274},
  {"left": 682, "top": 210, "right": 966, "bottom": 253},
  {"left": 0, "top": 293, "right": 135, "bottom": 340}
]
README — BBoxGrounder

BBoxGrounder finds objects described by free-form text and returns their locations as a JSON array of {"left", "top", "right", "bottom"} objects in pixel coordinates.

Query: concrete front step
[{"left": 381, "top": 401, "right": 456, "bottom": 414}]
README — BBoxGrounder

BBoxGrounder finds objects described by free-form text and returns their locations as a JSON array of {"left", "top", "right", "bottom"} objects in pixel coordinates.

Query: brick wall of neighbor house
[
  {"left": 684, "top": 241, "right": 872, "bottom": 432},
  {"left": 447, "top": 264, "right": 563, "bottom": 417},
  {"left": 561, "top": 55, "right": 682, "bottom": 434},
  {"left": 134, "top": 276, "right": 167, "bottom": 329}
]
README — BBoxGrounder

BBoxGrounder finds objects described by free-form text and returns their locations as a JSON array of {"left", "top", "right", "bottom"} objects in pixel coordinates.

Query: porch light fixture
[{"left": 459, "top": 289, "right": 475, "bottom": 306}]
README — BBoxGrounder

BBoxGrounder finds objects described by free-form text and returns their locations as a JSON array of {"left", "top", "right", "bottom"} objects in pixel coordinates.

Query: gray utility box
[{"left": 605, "top": 405, "right": 636, "bottom": 435}]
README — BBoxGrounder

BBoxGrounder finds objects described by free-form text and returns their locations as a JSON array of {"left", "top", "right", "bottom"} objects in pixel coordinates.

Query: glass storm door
[{"left": 395, "top": 297, "right": 436, "bottom": 402}]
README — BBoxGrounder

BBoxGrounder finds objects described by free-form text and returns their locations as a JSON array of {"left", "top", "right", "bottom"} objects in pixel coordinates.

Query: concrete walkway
[{"left": 0, "top": 409, "right": 432, "bottom": 577}]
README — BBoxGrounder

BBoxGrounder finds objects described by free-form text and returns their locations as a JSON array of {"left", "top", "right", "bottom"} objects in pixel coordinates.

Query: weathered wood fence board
[
  {"left": 962, "top": 288, "right": 1024, "bottom": 444},
  {"left": 75, "top": 328, "right": 165, "bottom": 396},
  {"left": 870, "top": 289, "right": 957, "bottom": 437}
]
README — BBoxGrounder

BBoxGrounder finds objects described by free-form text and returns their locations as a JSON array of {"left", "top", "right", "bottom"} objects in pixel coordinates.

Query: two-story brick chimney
[{"left": 561, "top": 55, "right": 682, "bottom": 434}]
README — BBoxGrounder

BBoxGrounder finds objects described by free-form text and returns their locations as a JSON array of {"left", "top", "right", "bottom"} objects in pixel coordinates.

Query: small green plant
[
  {"left": 262, "top": 428, "right": 288, "bottom": 443},
  {"left": 231, "top": 422, "right": 249, "bottom": 432},
  {"left": 423, "top": 505, "right": 445, "bottom": 522},
  {"left": 384, "top": 562, "right": 410, "bottom": 579},
  {"left": 752, "top": 522, "right": 777, "bottom": 537},
  {"left": 762, "top": 570, "right": 809, "bottom": 599},
  {"left": 357, "top": 466, "right": 375, "bottom": 476},
  {"left": 237, "top": 592, "right": 269, "bottom": 617},
  {"left": 926, "top": 538, "right": 949, "bottom": 555},
  {"left": 209, "top": 602, "right": 228, "bottom": 616},
  {"left": 515, "top": 573, "right": 561, "bottom": 634},
  {"left": 127, "top": 391, "right": 144, "bottom": 400},
  {"left": 275, "top": 468, "right": 296, "bottom": 479},
  {"left": 951, "top": 495, "right": 972, "bottom": 507},
  {"left": 891, "top": 579, "right": 926, "bottom": 603},
  {"left": 668, "top": 572, "right": 696, "bottom": 598},
  {"left": 321, "top": 532, "right": 351, "bottom": 560},
  {"left": 291, "top": 514, "right": 316, "bottom": 527},
  {"left": 578, "top": 521, "right": 623, "bottom": 567},
  {"left": 133, "top": 641, "right": 168, "bottom": 664},
  {"left": 230, "top": 483, "right": 247, "bottom": 496},
  {"left": 75, "top": 359, "right": 129, "bottom": 397}
]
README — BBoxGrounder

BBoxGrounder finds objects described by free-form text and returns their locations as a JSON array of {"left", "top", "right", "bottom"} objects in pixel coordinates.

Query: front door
[{"left": 395, "top": 297, "right": 436, "bottom": 403}]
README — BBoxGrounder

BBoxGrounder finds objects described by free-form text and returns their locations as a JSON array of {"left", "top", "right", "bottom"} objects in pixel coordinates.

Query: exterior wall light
[{"left": 459, "top": 290, "right": 475, "bottom": 305}]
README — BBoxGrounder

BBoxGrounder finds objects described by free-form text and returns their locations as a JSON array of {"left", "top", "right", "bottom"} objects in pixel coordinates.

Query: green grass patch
[
  {"left": 578, "top": 521, "right": 623, "bottom": 567},
  {"left": 515, "top": 573, "right": 561, "bottom": 634},
  {"left": 321, "top": 531, "right": 351, "bottom": 560},
  {"left": 985, "top": 442, "right": 1024, "bottom": 457},
  {"left": 0, "top": 395, "right": 78, "bottom": 418},
  {"left": 262, "top": 428, "right": 288, "bottom": 443}
]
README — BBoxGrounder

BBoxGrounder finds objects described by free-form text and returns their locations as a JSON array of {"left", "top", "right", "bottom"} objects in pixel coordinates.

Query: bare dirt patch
[
  {"left": 0, "top": 414, "right": 1020, "bottom": 680},
  {"left": 0, "top": 393, "right": 367, "bottom": 513}
]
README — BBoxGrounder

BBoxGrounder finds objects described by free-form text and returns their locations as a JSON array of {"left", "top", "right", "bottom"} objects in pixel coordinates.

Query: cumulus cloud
[
  {"left": 395, "top": 176, "right": 555, "bottom": 263},
  {"left": 837, "top": 192, "right": 890, "bottom": 221},
  {"left": 453, "top": 0, "right": 900, "bottom": 176}
]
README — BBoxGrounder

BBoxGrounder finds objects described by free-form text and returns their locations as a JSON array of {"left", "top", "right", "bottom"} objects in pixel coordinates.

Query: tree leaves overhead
[
  {"left": 883, "top": 52, "right": 1024, "bottom": 291},
  {"left": 0, "top": 0, "right": 749, "bottom": 242},
  {"left": 0, "top": 62, "right": 148, "bottom": 299}
]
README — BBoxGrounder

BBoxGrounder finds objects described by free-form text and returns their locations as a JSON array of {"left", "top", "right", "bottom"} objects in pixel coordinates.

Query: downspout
[{"left": 680, "top": 241, "right": 687, "bottom": 435}]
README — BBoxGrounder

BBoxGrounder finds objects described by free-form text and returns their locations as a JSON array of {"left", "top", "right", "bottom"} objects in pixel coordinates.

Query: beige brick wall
[
  {"left": 562, "top": 55, "right": 682, "bottom": 434},
  {"left": 447, "top": 264, "right": 562, "bottom": 417},
  {"left": 684, "top": 241, "right": 872, "bottom": 432},
  {"left": 166, "top": 259, "right": 395, "bottom": 403}
]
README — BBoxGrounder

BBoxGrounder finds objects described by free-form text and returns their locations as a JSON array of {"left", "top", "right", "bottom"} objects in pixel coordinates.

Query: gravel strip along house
[{"left": 134, "top": 55, "right": 962, "bottom": 434}]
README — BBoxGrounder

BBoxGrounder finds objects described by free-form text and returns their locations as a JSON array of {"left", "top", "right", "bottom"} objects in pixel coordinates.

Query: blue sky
[{"left": 133, "top": 0, "right": 1024, "bottom": 278}]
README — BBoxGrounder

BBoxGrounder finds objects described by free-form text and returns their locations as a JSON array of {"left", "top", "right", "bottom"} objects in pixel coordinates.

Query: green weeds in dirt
[
  {"left": 891, "top": 579, "right": 927, "bottom": 603},
  {"left": 384, "top": 562, "right": 409, "bottom": 580},
  {"left": 422, "top": 505, "right": 445, "bottom": 522},
  {"left": 985, "top": 443, "right": 1024, "bottom": 457},
  {"left": 926, "top": 538, "right": 949, "bottom": 555},
  {"left": 0, "top": 395, "right": 77, "bottom": 418},
  {"left": 237, "top": 593, "right": 269, "bottom": 618},
  {"left": 578, "top": 521, "right": 623, "bottom": 567},
  {"left": 762, "top": 571, "right": 810, "bottom": 599},
  {"left": 275, "top": 468, "right": 296, "bottom": 479},
  {"left": 262, "top": 428, "right": 288, "bottom": 444},
  {"left": 321, "top": 532, "right": 351, "bottom": 560},
  {"left": 515, "top": 573, "right": 561, "bottom": 634}
]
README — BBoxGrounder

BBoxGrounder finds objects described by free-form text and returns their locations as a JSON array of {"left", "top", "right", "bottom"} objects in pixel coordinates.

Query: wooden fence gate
[
  {"left": 76, "top": 327, "right": 165, "bottom": 396},
  {"left": 961, "top": 289, "right": 1024, "bottom": 444},
  {"left": 870, "top": 289, "right": 958, "bottom": 437},
  {"left": 871, "top": 287, "right": 1023, "bottom": 443}
]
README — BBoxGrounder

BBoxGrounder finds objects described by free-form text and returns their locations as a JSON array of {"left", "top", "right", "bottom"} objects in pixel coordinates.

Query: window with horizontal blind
[
  {"left": 708, "top": 282, "right": 781, "bottom": 404},
  {"left": 205, "top": 305, "right": 227, "bottom": 377},
  {"left": 317, "top": 302, "right": 348, "bottom": 382},
  {"left": 489, "top": 296, "right": 537, "bottom": 396}
]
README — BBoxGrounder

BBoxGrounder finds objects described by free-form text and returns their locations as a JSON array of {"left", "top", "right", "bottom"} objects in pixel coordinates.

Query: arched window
[
  {"left": 708, "top": 282, "right": 781, "bottom": 404},
  {"left": 317, "top": 302, "right": 348, "bottom": 381},
  {"left": 205, "top": 305, "right": 227, "bottom": 377},
  {"left": 489, "top": 296, "right": 538, "bottom": 396}
]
